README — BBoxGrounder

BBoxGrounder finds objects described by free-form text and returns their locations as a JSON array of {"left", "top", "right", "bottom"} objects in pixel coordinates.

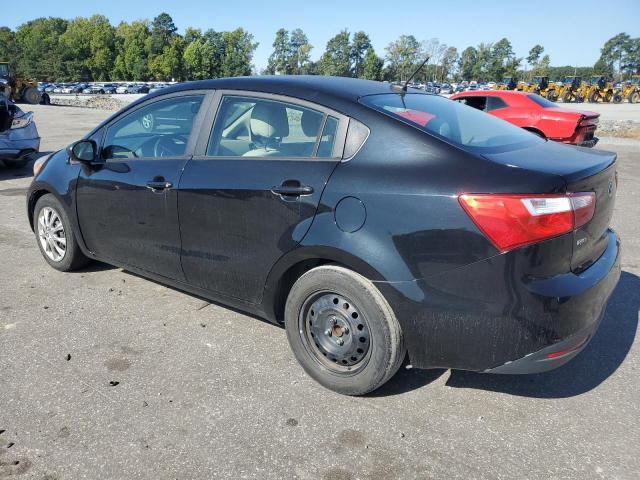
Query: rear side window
[
  {"left": 527, "top": 94, "right": 557, "bottom": 108},
  {"left": 487, "top": 96, "right": 508, "bottom": 111},
  {"left": 360, "top": 93, "right": 541, "bottom": 152},
  {"left": 455, "top": 96, "right": 486, "bottom": 111},
  {"left": 207, "top": 96, "right": 338, "bottom": 158}
]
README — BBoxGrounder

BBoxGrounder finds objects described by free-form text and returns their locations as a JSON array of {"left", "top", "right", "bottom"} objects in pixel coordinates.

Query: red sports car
[{"left": 450, "top": 90, "right": 599, "bottom": 147}]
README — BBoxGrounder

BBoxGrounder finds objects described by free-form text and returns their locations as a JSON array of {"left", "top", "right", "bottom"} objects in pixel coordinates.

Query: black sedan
[{"left": 26, "top": 76, "right": 621, "bottom": 395}]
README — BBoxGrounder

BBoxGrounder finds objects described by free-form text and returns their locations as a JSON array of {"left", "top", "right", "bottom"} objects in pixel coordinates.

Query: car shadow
[
  {"left": 445, "top": 270, "right": 639, "bottom": 398},
  {"left": 0, "top": 151, "right": 53, "bottom": 181},
  {"left": 368, "top": 270, "right": 638, "bottom": 398}
]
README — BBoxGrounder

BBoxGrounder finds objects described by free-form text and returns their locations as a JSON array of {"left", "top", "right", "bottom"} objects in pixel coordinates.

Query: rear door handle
[
  {"left": 271, "top": 184, "right": 314, "bottom": 197},
  {"left": 146, "top": 180, "right": 173, "bottom": 191}
]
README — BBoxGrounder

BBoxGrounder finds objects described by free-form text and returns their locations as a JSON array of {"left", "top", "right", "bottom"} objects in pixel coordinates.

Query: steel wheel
[
  {"left": 37, "top": 206, "right": 67, "bottom": 262},
  {"left": 299, "top": 292, "right": 371, "bottom": 373}
]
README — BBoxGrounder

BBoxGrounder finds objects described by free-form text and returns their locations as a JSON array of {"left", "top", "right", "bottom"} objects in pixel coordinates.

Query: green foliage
[
  {"left": 350, "top": 31, "right": 371, "bottom": 78},
  {"left": 318, "top": 30, "right": 352, "bottom": 77},
  {"left": 150, "top": 12, "right": 177, "bottom": 55},
  {"left": 385, "top": 34, "right": 421, "bottom": 82},
  {"left": 361, "top": 47, "right": 383, "bottom": 80},
  {"left": 14, "top": 17, "right": 68, "bottom": 80},
  {"left": 289, "top": 29, "right": 312, "bottom": 75},
  {"left": 220, "top": 28, "right": 258, "bottom": 77},
  {"left": 0, "top": 27, "right": 18, "bottom": 62},
  {"left": 60, "top": 15, "right": 115, "bottom": 81},
  {"left": 113, "top": 21, "right": 151, "bottom": 81},
  {"left": 266, "top": 28, "right": 291, "bottom": 75},
  {"left": 458, "top": 47, "right": 477, "bottom": 81}
]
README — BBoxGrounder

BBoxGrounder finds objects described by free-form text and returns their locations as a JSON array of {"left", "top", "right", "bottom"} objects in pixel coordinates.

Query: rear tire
[
  {"left": 285, "top": 265, "right": 405, "bottom": 396},
  {"left": 21, "top": 87, "right": 41, "bottom": 105},
  {"left": 546, "top": 90, "right": 557, "bottom": 102},
  {"left": 34, "top": 194, "right": 90, "bottom": 272},
  {"left": 588, "top": 91, "right": 600, "bottom": 103},
  {"left": 561, "top": 91, "right": 573, "bottom": 103},
  {"left": 612, "top": 93, "right": 624, "bottom": 104},
  {"left": 603, "top": 91, "right": 613, "bottom": 103},
  {"left": 629, "top": 92, "right": 639, "bottom": 104}
]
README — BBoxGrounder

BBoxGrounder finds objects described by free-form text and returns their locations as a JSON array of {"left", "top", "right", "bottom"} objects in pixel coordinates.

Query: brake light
[{"left": 459, "top": 192, "right": 596, "bottom": 252}]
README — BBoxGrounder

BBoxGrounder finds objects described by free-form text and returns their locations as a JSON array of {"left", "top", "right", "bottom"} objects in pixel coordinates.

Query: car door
[
  {"left": 76, "top": 91, "right": 210, "bottom": 280},
  {"left": 178, "top": 91, "right": 348, "bottom": 304}
]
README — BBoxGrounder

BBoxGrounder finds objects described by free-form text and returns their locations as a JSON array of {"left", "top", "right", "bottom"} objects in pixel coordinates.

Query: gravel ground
[{"left": 0, "top": 105, "right": 638, "bottom": 480}]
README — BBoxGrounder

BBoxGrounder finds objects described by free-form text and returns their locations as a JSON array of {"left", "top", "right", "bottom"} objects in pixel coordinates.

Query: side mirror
[
  {"left": 68, "top": 139, "right": 98, "bottom": 163},
  {"left": 0, "top": 95, "right": 13, "bottom": 133}
]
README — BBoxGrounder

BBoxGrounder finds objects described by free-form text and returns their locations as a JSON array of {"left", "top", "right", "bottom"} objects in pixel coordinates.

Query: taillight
[{"left": 459, "top": 192, "right": 596, "bottom": 252}]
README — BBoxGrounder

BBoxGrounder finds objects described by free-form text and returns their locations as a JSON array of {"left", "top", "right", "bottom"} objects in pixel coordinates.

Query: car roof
[
  {"left": 452, "top": 90, "right": 532, "bottom": 98},
  {"left": 156, "top": 75, "right": 398, "bottom": 105}
]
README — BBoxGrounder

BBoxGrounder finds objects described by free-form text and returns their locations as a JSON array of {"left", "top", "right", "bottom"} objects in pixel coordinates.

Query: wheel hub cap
[
  {"left": 301, "top": 293, "right": 371, "bottom": 369},
  {"left": 37, "top": 206, "right": 66, "bottom": 262}
]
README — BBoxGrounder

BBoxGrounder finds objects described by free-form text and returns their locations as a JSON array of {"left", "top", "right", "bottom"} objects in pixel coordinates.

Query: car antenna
[{"left": 392, "top": 55, "right": 431, "bottom": 95}]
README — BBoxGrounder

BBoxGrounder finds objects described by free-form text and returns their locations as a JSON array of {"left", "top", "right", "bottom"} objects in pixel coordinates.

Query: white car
[{"left": 116, "top": 84, "right": 132, "bottom": 94}]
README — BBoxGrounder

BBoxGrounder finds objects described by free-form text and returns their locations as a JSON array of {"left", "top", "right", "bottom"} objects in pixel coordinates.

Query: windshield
[
  {"left": 359, "top": 93, "right": 542, "bottom": 152},
  {"left": 527, "top": 94, "right": 557, "bottom": 108}
]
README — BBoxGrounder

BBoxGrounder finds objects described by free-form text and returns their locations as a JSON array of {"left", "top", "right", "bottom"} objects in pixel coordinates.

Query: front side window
[
  {"left": 207, "top": 96, "right": 337, "bottom": 158},
  {"left": 361, "top": 93, "right": 542, "bottom": 152},
  {"left": 102, "top": 95, "right": 204, "bottom": 160}
]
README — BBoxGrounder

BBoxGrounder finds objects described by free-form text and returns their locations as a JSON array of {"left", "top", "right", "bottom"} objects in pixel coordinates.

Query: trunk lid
[{"left": 481, "top": 140, "right": 616, "bottom": 272}]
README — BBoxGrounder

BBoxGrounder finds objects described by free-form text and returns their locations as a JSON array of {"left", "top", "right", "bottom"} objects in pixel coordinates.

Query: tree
[
  {"left": 289, "top": 28, "right": 312, "bottom": 74},
  {"left": 527, "top": 44, "right": 544, "bottom": 80},
  {"left": 385, "top": 34, "right": 421, "bottom": 81},
  {"left": 597, "top": 33, "right": 631, "bottom": 79},
  {"left": 60, "top": 15, "right": 115, "bottom": 81},
  {"left": 488, "top": 38, "right": 514, "bottom": 80},
  {"left": 440, "top": 46, "right": 458, "bottom": 81},
  {"left": 534, "top": 54, "right": 551, "bottom": 76},
  {"left": 527, "top": 44, "right": 544, "bottom": 67},
  {"left": 149, "top": 35, "right": 185, "bottom": 81},
  {"left": 266, "top": 28, "right": 291, "bottom": 75},
  {"left": 472, "top": 42, "right": 492, "bottom": 81},
  {"left": 361, "top": 47, "right": 383, "bottom": 80},
  {"left": 458, "top": 46, "right": 477, "bottom": 80},
  {"left": 112, "top": 21, "right": 151, "bottom": 80},
  {"left": 150, "top": 12, "right": 177, "bottom": 55},
  {"left": 621, "top": 37, "right": 640, "bottom": 77},
  {"left": 183, "top": 38, "right": 215, "bottom": 79},
  {"left": 350, "top": 31, "right": 371, "bottom": 78},
  {"left": 318, "top": 30, "right": 352, "bottom": 77},
  {"left": 220, "top": 28, "right": 258, "bottom": 77},
  {"left": 0, "top": 27, "right": 18, "bottom": 63},
  {"left": 15, "top": 17, "right": 68, "bottom": 80}
]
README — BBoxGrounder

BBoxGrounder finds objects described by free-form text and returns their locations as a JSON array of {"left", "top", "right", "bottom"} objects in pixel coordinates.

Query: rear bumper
[{"left": 377, "top": 229, "right": 621, "bottom": 372}]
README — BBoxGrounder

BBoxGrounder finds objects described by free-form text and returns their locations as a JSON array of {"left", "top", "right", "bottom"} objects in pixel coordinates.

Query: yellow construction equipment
[
  {"left": 494, "top": 77, "right": 518, "bottom": 90},
  {"left": 556, "top": 76, "right": 583, "bottom": 103},
  {"left": 0, "top": 61, "right": 41, "bottom": 104},
  {"left": 587, "top": 76, "right": 615, "bottom": 103},
  {"left": 613, "top": 76, "right": 639, "bottom": 103}
]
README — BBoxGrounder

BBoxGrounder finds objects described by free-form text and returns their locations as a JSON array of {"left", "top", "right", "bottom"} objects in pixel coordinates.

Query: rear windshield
[
  {"left": 359, "top": 93, "right": 541, "bottom": 152},
  {"left": 527, "top": 94, "right": 557, "bottom": 108}
]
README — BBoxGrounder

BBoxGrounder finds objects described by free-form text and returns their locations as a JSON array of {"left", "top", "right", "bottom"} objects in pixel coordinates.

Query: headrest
[
  {"left": 250, "top": 102, "right": 289, "bottom": 139},
  {"left": 301, "top": 110, "right": 322, "bottom": 137}
]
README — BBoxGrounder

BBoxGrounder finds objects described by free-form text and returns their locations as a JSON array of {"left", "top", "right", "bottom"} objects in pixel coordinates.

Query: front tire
[
  {"left": 34, "top": 194, "right": 90, "bottom": 272},
  {"left": 285, "top": 265, "right": 405, "bottom": 396},
  {"left": 612, "top": 93, "right": 624, "bottom": 104},
  {"left": 588, "top": 90, "right": 600, "bottom": 103}
]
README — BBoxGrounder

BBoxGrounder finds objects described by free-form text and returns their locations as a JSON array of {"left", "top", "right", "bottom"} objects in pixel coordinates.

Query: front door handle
[
  {"left": 146, "top": 179, "right": 173, "bottom": 191},
  {"left": 271, "top": 183, "right": 314, "bottom": 197}
]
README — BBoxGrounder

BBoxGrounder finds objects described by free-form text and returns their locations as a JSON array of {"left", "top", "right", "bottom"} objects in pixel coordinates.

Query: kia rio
[{"left": 27, "top": 76, "right": 621, "bottom": 395}]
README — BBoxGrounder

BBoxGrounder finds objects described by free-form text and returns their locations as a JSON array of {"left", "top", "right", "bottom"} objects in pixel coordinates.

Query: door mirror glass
[
  {"left": 69, "top": 140, "right": 97, "bottom": 163},
  {"left": 0, "top": 95, "right": 13, "bottom": 133}
]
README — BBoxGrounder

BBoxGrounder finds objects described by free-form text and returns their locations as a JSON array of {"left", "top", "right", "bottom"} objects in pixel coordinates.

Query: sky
[{"left": 2, "top": 0, "right": 639, "bottom": 72}]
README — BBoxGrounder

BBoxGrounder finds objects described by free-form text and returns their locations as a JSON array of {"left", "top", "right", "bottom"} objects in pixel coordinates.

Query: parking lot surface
[{"left": 1, "top": 105, "right": 639, "bottom": 479}]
